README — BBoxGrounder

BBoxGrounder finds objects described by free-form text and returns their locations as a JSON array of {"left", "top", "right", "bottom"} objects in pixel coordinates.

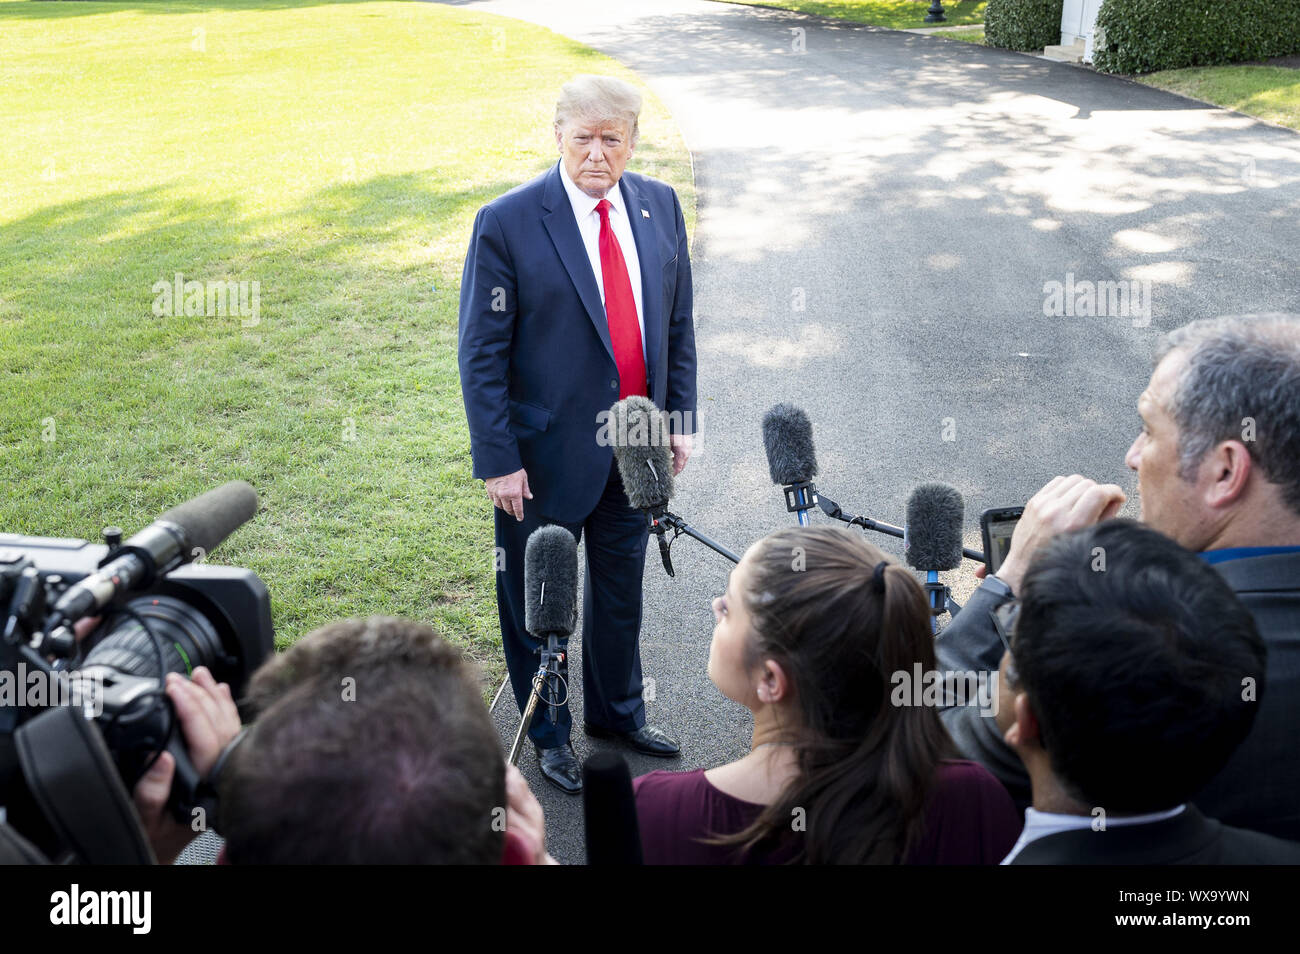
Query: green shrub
[
  {"left": 1094, "top": 0, "right": 1300, "bottom": 74},
  {"left": 985, "top": 0, "right": 1064, "bottom": 51}
]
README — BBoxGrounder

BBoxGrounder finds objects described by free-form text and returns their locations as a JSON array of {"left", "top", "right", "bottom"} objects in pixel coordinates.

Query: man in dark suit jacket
[
  {"left": 1008, "top": 805, "right": 1300, "bottom": 864},
  {"left": 993, "top": 520, "right": 1300, "bottom": 865},
  {"left": 939, "top": 314, "right": 1300, "bottom": 840},
  {"left": 458, "top": 75, "right": 697, "bottom": 793}
]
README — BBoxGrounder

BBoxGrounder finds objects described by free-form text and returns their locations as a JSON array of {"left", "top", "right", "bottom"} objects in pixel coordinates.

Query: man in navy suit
[{"left": 458, "top": 75, "right": 697, "bottom": 793}]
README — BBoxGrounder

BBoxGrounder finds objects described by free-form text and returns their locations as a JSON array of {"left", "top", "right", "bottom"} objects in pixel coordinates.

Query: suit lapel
[
  {"left": 541, "top": 162, "right": 614, "bottom": 365},
  {"left": 621, "top": 174, "right": 663, "bottom": 387}
]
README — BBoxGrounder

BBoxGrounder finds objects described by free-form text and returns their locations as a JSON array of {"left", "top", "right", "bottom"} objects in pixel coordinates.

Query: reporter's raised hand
[
  {"left": 485, "top": 468, "right": 533, "bottom": 522},
  {"left": 995, "top": 475, "right": 1127, "bottom": 594}
]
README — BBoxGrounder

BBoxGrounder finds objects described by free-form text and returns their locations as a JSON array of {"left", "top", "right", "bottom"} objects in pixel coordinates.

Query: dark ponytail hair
[{"left": 712, "top": 525, "right": 954, "bottom": 863}]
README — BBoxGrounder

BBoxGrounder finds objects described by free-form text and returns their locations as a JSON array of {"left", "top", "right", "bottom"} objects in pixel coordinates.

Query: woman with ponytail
[{"left": 633, "top": 525, "right": 1020, "bottom": 864}]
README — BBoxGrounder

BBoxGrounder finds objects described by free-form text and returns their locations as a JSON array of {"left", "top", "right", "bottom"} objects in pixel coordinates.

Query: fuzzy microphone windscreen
[
  {"left": 905, "top": 483, "right": 965, "bottom": 571},
  {"left": 609, "top": 396, "right": 674, "bottom": 510},
  {"left": 524, "top": 524, "right": 578, "bottom": 637},
  {"left": 762, "top": 404, "right": 818, "bottom": 485}
]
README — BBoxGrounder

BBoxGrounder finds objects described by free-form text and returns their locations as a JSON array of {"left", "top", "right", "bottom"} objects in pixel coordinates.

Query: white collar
[
  {"left": 1002, "top": 804, "right": 1186, "bottom": 865},
  {"left": 1027, "top": 803, "right": 1185, "bottom": 829},
  {"left": 558, "top": 159, "right": 626, "bottom": 219}
]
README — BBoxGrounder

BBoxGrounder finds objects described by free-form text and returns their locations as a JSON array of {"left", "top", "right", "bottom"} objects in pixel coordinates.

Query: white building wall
[{"left": 1061, "top": 0, "right": 1104, "bottom": 58}]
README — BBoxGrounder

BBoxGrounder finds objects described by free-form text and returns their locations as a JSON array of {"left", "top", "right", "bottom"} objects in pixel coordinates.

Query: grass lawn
[
  {"left": 938, "top": 27, "right": 984, "bottom": 44},
  {"left": 713, "top": 0, "right": 986, "bottom": 29},
  {"left": 1139, "top": 65, "right": 1300, "bottom": 133},
  {"left": 0, "top": 0, "right": 694, "bottom": 692}
]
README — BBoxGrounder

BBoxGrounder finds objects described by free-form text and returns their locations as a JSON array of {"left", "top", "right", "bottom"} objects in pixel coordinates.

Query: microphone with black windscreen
[
  {"left": 508, "top": 524, "right": 578, "bottom": 765},
  {"left": 609, "top": 397, "right": 739, "bottom": 573},
  {"left": 905, "top": 483, "right": 966, "bottom": 632},
  {"left": 762, "top": 404, "right": 819, "bottom": 525},
  {"left": 583, "top": 751, "right": 644, "bottom": 865}
]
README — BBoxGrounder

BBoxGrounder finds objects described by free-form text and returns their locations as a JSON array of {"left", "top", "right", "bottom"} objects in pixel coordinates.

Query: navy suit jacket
[{"left": 458, "top": 161, "right": 697, "bottom": 523}]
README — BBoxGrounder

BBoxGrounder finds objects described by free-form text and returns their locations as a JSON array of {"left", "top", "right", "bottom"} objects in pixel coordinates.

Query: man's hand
[
  {"left": 505, "top": 763, "right": 557, "bottom": 865},
  {"left": 995, "top": 475, "right": 1127, "bottom": 594},
  {"left": 72, "top": 616, "right": 102, "bottom": 644},
  {"left": 669, "top": 433, "right": 693, "bottom": 477},
  {"left": 485, "top": 468, "right": 533, "bottom": 522},
  {"left": 132, "top": 667, "right": 242, "bottom": 864}
]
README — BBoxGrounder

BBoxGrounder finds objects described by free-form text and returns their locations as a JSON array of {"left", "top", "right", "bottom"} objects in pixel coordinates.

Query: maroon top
[{"left": 633, "top": 759, "right": 1022, "bottom": 865}]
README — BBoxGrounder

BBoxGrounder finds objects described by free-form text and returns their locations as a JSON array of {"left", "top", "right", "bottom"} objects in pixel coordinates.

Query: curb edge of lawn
[
  {"left": 702, "top": 0, "right": 957, "bottom": 32},
  {"left": 1126, "top": 71, "right": 1300, "bottom": 137}
]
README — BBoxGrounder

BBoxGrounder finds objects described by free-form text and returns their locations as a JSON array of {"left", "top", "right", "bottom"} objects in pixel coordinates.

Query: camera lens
[{"left": 84, "top": 595, "right": 226, "bottom": 680}]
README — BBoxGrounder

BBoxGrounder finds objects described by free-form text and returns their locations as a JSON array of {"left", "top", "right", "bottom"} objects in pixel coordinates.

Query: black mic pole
[
  {"left": 660, "top": 511, "right": 740, "bottom": 564},
  {"left": 818, "top": 494, "right": 985, "bottom": 564}
]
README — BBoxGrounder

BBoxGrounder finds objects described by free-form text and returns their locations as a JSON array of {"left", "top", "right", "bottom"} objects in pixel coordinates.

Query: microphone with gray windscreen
[
  {"left": 609, "top": 395, "right": 675, "bottom": 511},
  {"left": 509, "top": 524, "right": 578, "bottom": 765},
  {"left": 608, "top": 397, "right": 740, "bottom": 575},
  {"left": 905, "top": 483, "right": 966, "bottom": 632},
  {"left": 156, "top": 480, "right": 260, "bottom": 558},
  {"left": 762, "top": 404, "right": 819, "bottom": 525},
  {"left": 524, "top": 524, "right": 578, "bottom": 639},
  {"left": 904, "top": 483, "right": 965, "bottom": 572}
]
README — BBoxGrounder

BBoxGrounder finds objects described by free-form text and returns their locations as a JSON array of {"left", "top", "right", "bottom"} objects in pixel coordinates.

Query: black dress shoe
[
  {"left": 583, "top": 722, "right": 681, "bottom": 758},
  {"left": 535, "top": 743, "right": 582, "bottom": 794}
]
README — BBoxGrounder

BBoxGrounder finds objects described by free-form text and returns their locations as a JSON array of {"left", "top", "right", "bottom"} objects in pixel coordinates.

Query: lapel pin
[{"left": 641, "top": 209, "right": 650, "bottom": 218}]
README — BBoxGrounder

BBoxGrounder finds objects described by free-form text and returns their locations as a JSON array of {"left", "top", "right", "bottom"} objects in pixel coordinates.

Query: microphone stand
[
  {"left": 817, "top": 494, "right": 967, "bottom": 626},
  {"left": 924, "top": 572, "right": 953, "bottom": 634},
  {"left": 645, "top": 506, "right": 677, "bottom": 577},
  {"left": 507, "top": 632, "right": 566, "bottom": 766},
  {"left": 780, "top": 478, "right": 818, "bottom": 526},
  {"left": 643, "top": 505, "right": 741, "bottom": 575}
]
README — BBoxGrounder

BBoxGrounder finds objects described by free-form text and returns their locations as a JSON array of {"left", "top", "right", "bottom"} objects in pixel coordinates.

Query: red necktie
[{"left": 595, "top": 199, "right": 647, "bottom": 399}]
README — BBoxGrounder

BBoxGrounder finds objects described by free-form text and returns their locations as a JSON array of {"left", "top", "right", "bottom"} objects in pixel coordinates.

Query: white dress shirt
[
  {"left": 1001, "top": 804, "right": 1187, "bottom": 864},
  {"left": 557, "top": 160, "right": 647, "bottom": 364}
]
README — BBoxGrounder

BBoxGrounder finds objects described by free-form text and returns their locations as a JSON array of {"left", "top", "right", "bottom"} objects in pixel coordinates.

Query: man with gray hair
[
  {"left": 937, "top": 314, "right": 1300, "bottom": 840},
  {"left": 458, "top": 75, "right": 697, "bottom": 792}
]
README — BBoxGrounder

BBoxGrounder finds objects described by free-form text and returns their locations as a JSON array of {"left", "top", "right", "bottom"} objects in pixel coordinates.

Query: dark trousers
[{"left": 495, "top": 457, "right": 650, "bottom": 749}]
